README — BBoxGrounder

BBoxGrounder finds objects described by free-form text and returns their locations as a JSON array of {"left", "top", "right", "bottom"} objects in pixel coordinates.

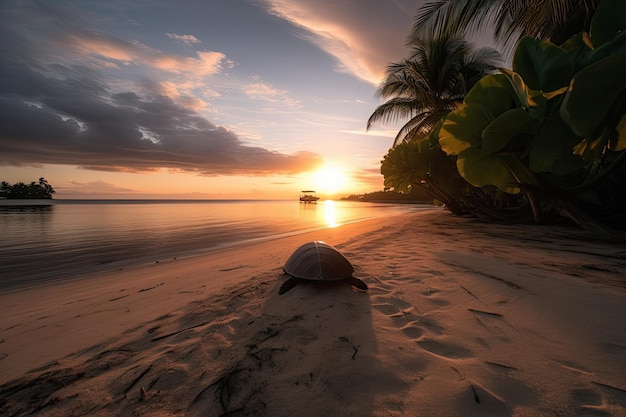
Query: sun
[{"left": 312, "top": 165, "right": 350, "bottom": 196}]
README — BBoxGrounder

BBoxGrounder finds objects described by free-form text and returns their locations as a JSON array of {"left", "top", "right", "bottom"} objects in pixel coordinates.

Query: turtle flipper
[
  {"left": 347, "top": 276, "right": 368, "bottom": 291},
  {"left": 279, "top": 277, "right": 299, "bottom": 294}
]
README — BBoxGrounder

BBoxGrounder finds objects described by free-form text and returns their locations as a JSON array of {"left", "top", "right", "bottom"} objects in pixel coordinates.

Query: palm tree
[
  {"left": 371, "top": 34, "right": 501, "bottom": 214},
  {"left": 38, "top": 177, "right": 55, "bottom": 198},
  {"left": 367, "top": 33, "right": 501, "bottom": 146},
  {"left": 413, "top": 0, "right": 602, "bottom": 52}
]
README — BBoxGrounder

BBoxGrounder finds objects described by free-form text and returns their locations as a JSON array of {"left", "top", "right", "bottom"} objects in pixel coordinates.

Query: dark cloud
[{"left": 0, "top": 3, "right": 322, "bottom": 175}]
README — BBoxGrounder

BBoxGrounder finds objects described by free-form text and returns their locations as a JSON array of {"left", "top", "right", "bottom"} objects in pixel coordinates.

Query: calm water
[{"left": 1, "top": 200, "right": 432, "bottom": 289}]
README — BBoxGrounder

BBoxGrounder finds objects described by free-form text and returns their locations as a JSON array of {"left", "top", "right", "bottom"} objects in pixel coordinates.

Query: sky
[{"left": 0, "top": 0, "right": 492, "bottom": 199}]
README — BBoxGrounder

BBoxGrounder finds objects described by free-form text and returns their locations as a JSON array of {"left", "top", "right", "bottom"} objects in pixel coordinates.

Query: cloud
[
  {"left": 350, "top": 167, "right": 385, "bottom": 189},
  {"left": 0, "top": 64, "right": 322, "bottom": 175},
  {"left": 62, "top": 31, "right": 228, "bottom": 77},
  {"left": 65, "top": 180, "right": 136, "bottom": 193},
  {"left": 262, "top": 0, "right": 418, "bottom": 85},
  {"left": 157, "top": 81, "right": 208, "bottom": 110},
  {"left": 244, "top": 76, "right": 301, "bottom": 107},
  {"left": 167, "top": 33, "right": 202, "bottom": 45},
  {"left": 0, "top": 10, "right": 323, "bottom": 176}
]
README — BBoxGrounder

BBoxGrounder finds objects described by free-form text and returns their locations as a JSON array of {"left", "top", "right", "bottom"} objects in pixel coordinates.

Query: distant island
[
  {"left": 0, "top": 178, "right": 56, "bottom": 199},
  {"left": 342, "top": 189, "right": 434, "bottom": 204}
]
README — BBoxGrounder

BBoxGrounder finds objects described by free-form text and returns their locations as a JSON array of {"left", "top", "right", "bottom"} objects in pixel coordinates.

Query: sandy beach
[{"left": 1, "top": 209, "right": 625, "bottom": 416}]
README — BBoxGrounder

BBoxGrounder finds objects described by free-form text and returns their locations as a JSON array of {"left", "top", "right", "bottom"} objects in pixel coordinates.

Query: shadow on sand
[{"left": 0, "top": 269, "right": 405, "bottom": 417}]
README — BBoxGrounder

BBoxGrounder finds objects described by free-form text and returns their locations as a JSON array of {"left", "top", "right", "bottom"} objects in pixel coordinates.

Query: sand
[{"left": 1, "top": 209, "right": 625, "bottom": 417}]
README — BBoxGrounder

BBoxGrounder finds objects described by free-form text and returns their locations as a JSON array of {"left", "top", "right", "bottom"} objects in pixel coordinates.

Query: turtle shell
[{"left": 283, "top": 241, "right": 354, "bottom": 281}]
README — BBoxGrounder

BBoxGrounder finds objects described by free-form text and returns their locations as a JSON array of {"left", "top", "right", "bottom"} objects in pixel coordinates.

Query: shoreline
[
  {"left": 1, "top": 209, "right": 625, "bottom": 416},
  {"left": 0, "top": 206, "right": 436, "bottom": 292},
  {"left": 0, "top": 212, "right": 415, "bottom": 383}
]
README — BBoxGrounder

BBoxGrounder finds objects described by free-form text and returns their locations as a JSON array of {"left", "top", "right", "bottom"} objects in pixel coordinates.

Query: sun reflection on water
[{"left": 324, "top": 200, "right": 337, "bottom": 228}]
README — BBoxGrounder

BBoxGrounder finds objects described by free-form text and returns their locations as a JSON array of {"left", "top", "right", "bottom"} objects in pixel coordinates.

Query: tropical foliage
[
  {"left": 377, "top": 0, "right": 626, "bottom": 236},
  {"left": 433, "top": 0, "right": 626, "bottom": 233},
  {"left": 0, "top": 178, "right": 56, "bottom": 199},
  {"left": 413, "top": 0, "right": 603, "bottom": 52},
  {"left": 368, "top": 33, "right": 501, "bottom": 213},
  {"left": 368, "top": 34, "right": 501, "bottom": 147}
]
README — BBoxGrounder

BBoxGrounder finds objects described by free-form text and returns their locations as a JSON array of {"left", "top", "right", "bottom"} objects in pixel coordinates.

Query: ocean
[{"left": 1, "top": 199, "right": 433, "bottom": 290}]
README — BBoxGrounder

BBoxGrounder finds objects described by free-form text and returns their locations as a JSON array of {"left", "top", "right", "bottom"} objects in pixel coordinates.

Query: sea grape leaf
[
  {"left": 529, "top": 120, "right": 585, "bottom": 174},
  {"left": 498, "top": 153, "right": 540, "bottom": 187},
  {"left": 584, "top": 31, "right": 626, "bottom": 67},
  {"left": 560, "top": 32, "right": 593, "bottom": 69},
  {"left": 456, "top": 148, "right": 520, "bottom": 194},
  {"left": 464, "top": 74, "right": 516, "bottom": 116},
  {"left": 590, "top": 0, "right": 626, "bottom": 48},
  {"left": 439, "top": 75, "right": 521, "bottom": 156},
  {"left": 482, "top": 108, "right": 537, "bottom": 154},
  {"left": 499, "top": 68, "right": 547, "bottom": 119},
  {"left": 561, "top": 52, "right": 626, "bottom": 137},
  {"left": 513, "top": 37, "right": 574, "bottom": 93},
  {"left": 613, "top": 114, "right": 626, "bottom": 151},
  {"left": 438, "top": 103, "right": 490, "bottom": 156}
]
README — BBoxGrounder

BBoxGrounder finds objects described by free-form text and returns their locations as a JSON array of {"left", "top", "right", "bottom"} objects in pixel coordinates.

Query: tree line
[
  {"left": 368, "top": 0, "right": 625, "bottom": 238},
  {"left": 0, "top": 178, "right": 56, "bottom": 199}
]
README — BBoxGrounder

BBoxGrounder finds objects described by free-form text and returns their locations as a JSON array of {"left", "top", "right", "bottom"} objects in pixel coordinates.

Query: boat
[{"left": 299, "top": 190, "right": 320, "bottom": 203}]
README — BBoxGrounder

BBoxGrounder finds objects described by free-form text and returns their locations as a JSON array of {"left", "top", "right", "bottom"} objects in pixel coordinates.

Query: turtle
[{"left": 279, "top": 240, "right": 368, "bottom": 294}]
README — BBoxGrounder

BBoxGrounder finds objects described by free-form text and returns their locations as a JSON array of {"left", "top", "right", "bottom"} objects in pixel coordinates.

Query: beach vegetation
[
  {"left": 342, "top": 188, "right": 433, "bottom": 203},
  {"left": 0, "top": 178, "right": 56, "bottom": 199},
  {"left": 369, "top": 33, "right": 501, "bottom": 213},
  {"left": 412, "top": 0, "right": 603, "bottom": 54},
  {"left": 432, "top": 0, "right": 626, "bottom": 233},
  {"left": 367, "top": 34, "right": 501, "bottom": 147},
  {"left": 375, "top": 0, "right": 626, "bottom": 237}
]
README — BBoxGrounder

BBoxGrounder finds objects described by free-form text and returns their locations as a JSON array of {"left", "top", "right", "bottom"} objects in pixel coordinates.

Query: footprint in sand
[
  {"left": 374, "top": 294, "right": 472, "bottom": 360},
  {"left": 371, "top": 295, "right": 414, "bottom": 316},
  {"left": 400, "top": 322, "right": 424, "bottom": 339},
  {"left": 569, "top": 388, "right": 606, "bottom": 413},
  {"left": 419, "top": 286, "right": 451, "bottom": 306},
  {"left": 416, "top": 338, "right": 473, "bottom": 359}
]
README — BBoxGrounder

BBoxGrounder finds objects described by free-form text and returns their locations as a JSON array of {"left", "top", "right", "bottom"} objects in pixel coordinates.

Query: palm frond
[
  {"left": 395, "top": 110, "right": 458, "bottom": 147},
  {"left": 412, "top": 1, "right": 451, "bottom": 34},
  {"left": 412, "top": 0, "right": 600, "bottom": 52},
  {"left": 368, "top": 30, "right": 502, "bottom": 146},
  {"left": 367, "top": 98, "right": 422, "bottom": 130}
]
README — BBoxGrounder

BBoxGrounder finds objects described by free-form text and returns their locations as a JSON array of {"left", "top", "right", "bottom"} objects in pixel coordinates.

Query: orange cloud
[
  {"left": 262, "top": 0, "right": 414, "bottom": 85},
  {"left": 244, "top": 76, "right": 301, "bottom": 107},
  {"left": 65, "top": 31, "right": 228, "bottom": 77}
]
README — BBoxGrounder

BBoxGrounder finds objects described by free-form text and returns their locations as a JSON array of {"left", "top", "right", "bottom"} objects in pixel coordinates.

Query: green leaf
[
  {"left": 560, "top": 32, "right": 593, "bottom": 64},
  {"left": 498, "top": 154, "right": 540, "bottom": 187},
  {"left": 499, "top": 68, "right": 547, "bottom": 118},
  {"left": 513, "top": 37, "right": 574, "bottom": 93},
  {"left": 456, "top": 148, "right": 520, "bottom": 194},
  {"left": 464, "top": 74, "right": 516, "bottom": 116},
  {"left": 381, "top": 144, "right": 422, "bottom": 193},
  {"left": 613, "top": 114, "right": 626, "bottom": 151},
  {"left": 482, "top": 108, "right": 537, "bottom": 154},
  {"left": 529, "top": 120, "right": 585, "bottom": 174},
  {"left": 438, "top": 103, "right": 491, "bottom": 155},
  {"left": 561, "top": 52, "right": 626, "bottom": 137},
  {"left": 590, "top": 0, "right": 626, "bottom": 48},
  {"left": 584, "top": 31, "right": 626, "bottom": 67}
]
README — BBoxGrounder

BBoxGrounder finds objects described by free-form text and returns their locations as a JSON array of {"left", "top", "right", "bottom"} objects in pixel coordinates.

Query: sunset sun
[{"left": 312, "top": 165, "right": 350, "bottom": 196}]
